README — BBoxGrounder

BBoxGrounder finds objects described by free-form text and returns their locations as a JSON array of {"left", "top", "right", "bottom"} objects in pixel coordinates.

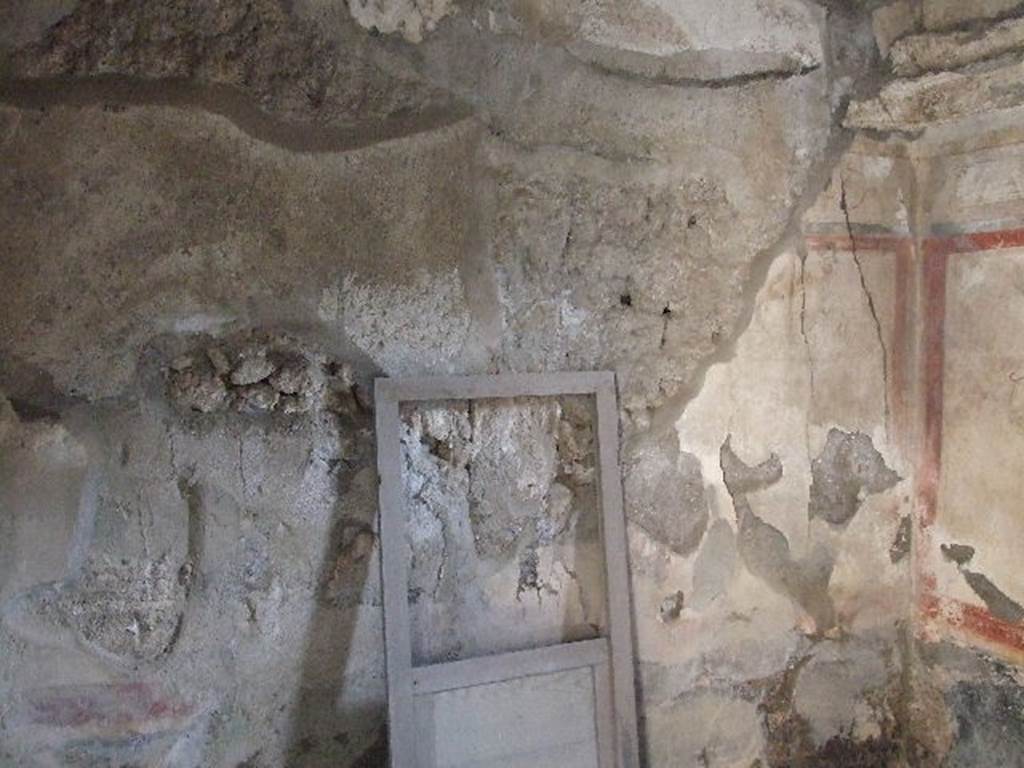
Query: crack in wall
[
  {"left": 840, "top": 174, "right": 892, "bottom": 430},
  {"left": 238, "top": 432, "right": 250, "bottom": 502},
  {"left": 432, "top": 511, "right": 449, "bottom": 600},
  {"left": 659, "top": 306, "right": 672, "bottom": 350},
  {"left": 797, "top": 242, "right": 818, "bottom": 466},
  {"left": 632, "top": 53, "right": 868, "bottom": 452}
]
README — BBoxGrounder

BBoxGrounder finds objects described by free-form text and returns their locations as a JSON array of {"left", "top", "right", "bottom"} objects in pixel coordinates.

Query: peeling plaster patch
[
  {"left": 961, "top": 571, "right": 1024, "bottom": 625},
  {"left": 4, "top": 0, "right": 456, "bottom": 131},
  {"left": 657, "top": 590, "right": 685, "bottom": 623},
  {"left": 720, "top": 435, "right": 782, "bottom": 496},
  {"left": 944, "top": 680, "right": 1024, "bottom": 766},
  {"left": 940, "top": 542, "right": 976, "bottom": 566},
  {"left": 7, "top": 557, "right": 187, "bottom": 663},
  {"left": 808, "top": 428, "right": 899, "bottom": 526},
  {"left": 516, "top": 548, "right": 543, "bottom": 599},
  {"left": 342, "top": 269, "right": 470, "bottom": 374},
  {"left": 938, "top": 540, "right": 1024, "bottom": 623},
  {"left": 623, "top": 434, "right": 709, "bottom": 556},
  {"left": 721, "top": 438, "right": 836, "bottom": 634},
  {"left": 0, "top": 395, "right": 89, "bottom": 600},
  {"left": 575, "top": 0, "right": 822, "bottom": 65},
  {"left": 347, "top": 0, "right": 455, "bottom": 42}
]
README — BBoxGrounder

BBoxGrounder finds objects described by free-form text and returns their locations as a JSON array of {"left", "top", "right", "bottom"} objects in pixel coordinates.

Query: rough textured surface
[
  {"left": 0, "top": 0, "right": 456, "bottom": 130},
  {"left": 851, "top": 5, "right": 1024, "bottom": 132},
  {"left": 347, "top": 0, "right": 456, "bottom": 43},
  {"left": 399, "top": 396, "right": 604, "bottom": 664},
  {"left": 2, "top": 0, "right": 1024, "bottom": 765},
  {"left": 890, "top": 16, "right": 1024, "bottom": 77},
  {"left": 808, "top": 428, "right": 900, "bottom": 526}
]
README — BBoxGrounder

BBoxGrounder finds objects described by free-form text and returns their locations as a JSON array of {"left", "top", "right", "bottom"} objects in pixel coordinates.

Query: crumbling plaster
[{"left": 2, "top": 0, "right": 1024, "bottom": 766}]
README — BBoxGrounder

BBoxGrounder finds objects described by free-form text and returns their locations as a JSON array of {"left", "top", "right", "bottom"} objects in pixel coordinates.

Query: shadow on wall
[
  {"left": 192, "top": 335, "right": 389, "bottom": 768},
  {"left": 286, "top": 457, "right": 387, "bottom": 768},
  {"left": 0, "top": 331, "right": 390, "bottom": 767},
  {"left": 164, "top": 333, "right": 392, "bottom": 767}
]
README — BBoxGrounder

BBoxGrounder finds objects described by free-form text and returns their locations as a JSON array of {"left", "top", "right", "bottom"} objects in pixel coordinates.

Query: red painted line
[
  {"left": 890, "top": 243, "right": 912, "bottom": 443},
  {"left": 805, "top": 226, "right": 1024, "bottom": 257},
  {"left": 22, "top": 682, "right": 193, "bottom": 729},
  {"left": 804, "top": 226, "right": 1024, "bottom": 653},
  {"left": 804, "top": 233, "right": 912, "bottom": 253},
  {"left": 920, "top": 592, "right": 1024, "bottom": 654},
  {"left": 926, "top": 227, "right": 1024, "bottom": 257},
  {"left": 910, "top": 224, "right": 1024, "bottom": 658},
  {"left": 918, "top": 250, "right": 947, "bottom": 528},
  {"left": 803, "top": 225, "right": 1024, "bottom": 528}
]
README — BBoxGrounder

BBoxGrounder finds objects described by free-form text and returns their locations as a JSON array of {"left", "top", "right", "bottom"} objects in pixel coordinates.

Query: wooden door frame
[{"left": 374, "top": 372, "right": 640, "bottom": 768}]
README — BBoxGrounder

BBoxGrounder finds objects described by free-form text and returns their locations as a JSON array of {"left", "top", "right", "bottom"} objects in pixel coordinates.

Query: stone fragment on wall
[
  {"left": 347, "top": 0, "right": 456, "bottom": 42},
  {"left": 847, "top": 54, "right": 1024, "bottom": 132},
  {"left": 922, "top": 0, "right": 1022, "bottom": 31},
  {"left": 890, "top": 16, "right": 1024, "bottom": 77}
]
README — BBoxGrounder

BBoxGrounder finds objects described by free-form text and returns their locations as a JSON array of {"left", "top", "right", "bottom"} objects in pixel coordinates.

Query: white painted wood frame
[{"left": 374, "top": 371, "right": 640, "bottom": 768}]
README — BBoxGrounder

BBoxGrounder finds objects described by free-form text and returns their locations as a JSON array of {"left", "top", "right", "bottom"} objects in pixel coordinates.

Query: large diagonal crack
[{"left": 840, "top": 175, "right": 891, "bottom": 429}]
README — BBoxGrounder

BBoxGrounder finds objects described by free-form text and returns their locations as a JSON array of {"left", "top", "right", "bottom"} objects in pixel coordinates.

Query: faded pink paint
[{"left": 19, "top": 682, "right": 194, "bottom": 730}]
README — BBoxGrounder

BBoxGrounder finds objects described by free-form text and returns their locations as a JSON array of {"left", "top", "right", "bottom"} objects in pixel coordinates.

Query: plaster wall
[{"left": 1, "top": 0, "right": 1024, "bottom": 766}]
